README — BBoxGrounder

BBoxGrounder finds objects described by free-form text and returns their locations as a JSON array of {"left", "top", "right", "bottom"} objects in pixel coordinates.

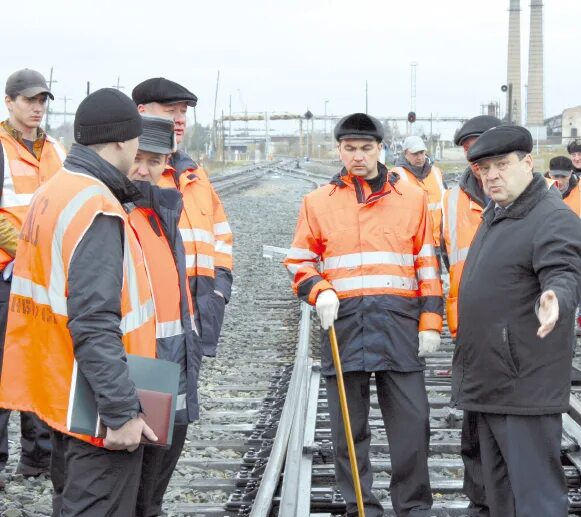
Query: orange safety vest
[
  {"left": 393, "top": 165, "right": 445, "bottom": 247},
  {"left": 128, "top": 206, "right": 195, "bottom": 341},
  {"left": 158, "top": 166, "right": 233, "bottom": 279},
  {"left": 0, "top": 130, "right": 65, "bottom": 270},
  {"left": 284, "top": 171, "right": 443, "bottom": 331},
  {"left": 563, "top": 185, "right": 581, "bottom": 217},
  {"left": 442, "top": 186, "right": 483, "bottom": 337},
  {"left": 0, "top": 169, "right": 156, "bottom": 446}
]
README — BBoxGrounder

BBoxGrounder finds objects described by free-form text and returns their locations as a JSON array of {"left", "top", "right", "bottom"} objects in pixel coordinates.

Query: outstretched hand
[{"left": 537, "top": 290, "right": 559, "bottom": 339}]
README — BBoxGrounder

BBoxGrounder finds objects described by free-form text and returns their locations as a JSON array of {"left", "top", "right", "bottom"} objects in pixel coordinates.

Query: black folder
[{"left": 66, "top": 354, "right": 180, "bottom": 447}]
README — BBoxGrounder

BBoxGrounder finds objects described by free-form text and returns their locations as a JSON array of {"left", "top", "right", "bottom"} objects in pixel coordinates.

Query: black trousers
[
  {"left": 473, "top": 412, "right": 567, "bottom": 517},
  {"left": 326, "top": 370, "right": 432, "bottom": 517},
  {"left": 51, "top": 431, "right": 144, "bottom": 517},
  {"left": 136, "top": 423, "right": 188, "bottom": 517},
  {"left": 0, "top": 277, "right": 51, "bottom": 471},
  {"left": 461, "top": 410, "right": 489, "bottom": 516}
]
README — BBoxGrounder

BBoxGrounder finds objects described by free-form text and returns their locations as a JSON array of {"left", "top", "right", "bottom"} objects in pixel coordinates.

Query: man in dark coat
[{"left": 452, "top": 125, "right": 581, "bottom": 516}]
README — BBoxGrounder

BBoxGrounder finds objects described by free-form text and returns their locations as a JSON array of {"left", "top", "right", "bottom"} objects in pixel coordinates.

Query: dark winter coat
[{"left": 452, "top": 173, "right": 581, "bottom": 415}]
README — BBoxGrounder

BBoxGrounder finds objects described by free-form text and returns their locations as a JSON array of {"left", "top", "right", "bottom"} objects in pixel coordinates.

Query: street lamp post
[{"left": 324, "top": 100, "right": 329, "bottom": 142}]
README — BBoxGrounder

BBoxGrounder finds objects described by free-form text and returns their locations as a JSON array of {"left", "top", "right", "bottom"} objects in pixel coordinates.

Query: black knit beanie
[{"left": 74, "top": 88, "right": 143, "bottom": 145}]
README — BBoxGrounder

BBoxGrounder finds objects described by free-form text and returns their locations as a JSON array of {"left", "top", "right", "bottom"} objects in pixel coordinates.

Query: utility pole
[
  {"left": 324, "top": 100, "right": 329, "bottom": 142},
  {"left": 112, "top": 76, "right": 124, "bottom": 90},
  {"left": 45, "top": 67, "right": 57, "bottom": 132},
  {"left": 221, "top": 109, "right": 225, "bottom": 167},
  {"left": 365, "top": 80, "right": 368, "bottom": 114},
  {"left": 228, "top": 95, "right": 232, "bottom": 162},
  {"left": 212, "top": 70, "right": 220, "bottom": 157},
  {"left": 60, "top": 96, "right": 71, "bottom": 125},
  {"left": 265, "top": 112, "right": 270, "bottom": 160},
  {"left": 409, "top": 62, "right": 417, "bottom": 136}
]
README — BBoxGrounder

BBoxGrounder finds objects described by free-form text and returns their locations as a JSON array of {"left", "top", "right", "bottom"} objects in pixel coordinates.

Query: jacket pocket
[
  {"left": 502, "top": 324, "right": 520, "bottom": 376},
  {"left": 383, "top": 227, "right": 413, "bottom": 255}
]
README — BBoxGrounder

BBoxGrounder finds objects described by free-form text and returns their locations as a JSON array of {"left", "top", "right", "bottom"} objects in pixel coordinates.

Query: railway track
[
  {"left": 3, "top": 162, "right": 581, "bottom": 517},
  {"left": 172, "top": 164, "right": 581, "bottom": 516}
]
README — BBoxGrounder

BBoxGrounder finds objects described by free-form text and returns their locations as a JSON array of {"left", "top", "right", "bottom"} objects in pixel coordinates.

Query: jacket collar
[
  {"left": 394, "top": 154, "right": 432, "bottom": 180},
  {"left": 64, "top": 143, "right": 142, "bottom": 204},
  {"left": 561, "top": 173, "right": 579, "bottom": 200},
  {"left": 482, "top": 173, "right": 550, "bottom": 225},
  {"left": 459, "top": 166, "right": 488, "bottom": 208},
  {"left": 170, "top": 149, "right": 198, "bottom": 175},
  {"left": 132, "top": 180, "right": 183, "bottom": 212},
  {"left": 329, "top": 162, "right": 400, "bottom": 204}
]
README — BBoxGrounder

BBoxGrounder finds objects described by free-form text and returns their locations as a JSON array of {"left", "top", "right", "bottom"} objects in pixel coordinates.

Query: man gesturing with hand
[
  {"left": 452, "top": 125, "right": 581, "bottom": 517},
  {"left": 285, "top": 113, "right": 443, "bottom": 517}
]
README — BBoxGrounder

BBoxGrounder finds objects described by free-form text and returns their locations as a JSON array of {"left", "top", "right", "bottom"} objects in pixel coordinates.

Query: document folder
[{"left": 67, "top": 354, "right": 180, "bottom": 447}]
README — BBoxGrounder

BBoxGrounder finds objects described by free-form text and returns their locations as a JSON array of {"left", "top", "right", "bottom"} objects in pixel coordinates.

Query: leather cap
[
  {"left": 454, "top": 115, "right": 501, "bottom": 146},
  {"left": 567, "top": 139, "right": 581, "bottom": 154},
  {"left": 334, "top": 113, "right": 384, "bottom": 142},
  {"left": 466, "top": 125, "right": 533, "bottom": 163},
  {"left": 132, "top": 77, "right": 197, "bottom": 107},
  {"left": 548, "top": 156, "right": 573, "bottom": 177}
]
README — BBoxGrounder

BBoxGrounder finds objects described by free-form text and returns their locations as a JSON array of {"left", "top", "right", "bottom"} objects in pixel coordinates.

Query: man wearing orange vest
[
  {"left": 392, "top": 135, "right": 446, "bottom": 254},
  {"left": 0, "top": 88, "right": 158, "bottom": 516},
  {"left": 546, "top": 156, "right": 581, "bottom": 332},
  {"left": 127, "top": 115, "right": 202, "bottom": 517},
  {"left": 285, "top": 113, "right": 443, "bottom": 517},
  {"left": 0, "top": 69, "right": 66, "bottom": 484},
  {"left": 547, "top": 156, "right": 580, "bottom": 215},
  {"left": 441, "top": 114, "right": 500, "bottom": 517},
  {"left": 132, "top": 78, "right": 233, "bottom": 358}
]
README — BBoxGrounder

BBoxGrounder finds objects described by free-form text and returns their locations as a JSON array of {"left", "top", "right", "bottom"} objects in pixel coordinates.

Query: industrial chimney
[
  {"left": 507, "top": 0, "right": 522, "bottom": 125},
  {"left": 527, "top": 0, "right": 544, "bottom": 126}
]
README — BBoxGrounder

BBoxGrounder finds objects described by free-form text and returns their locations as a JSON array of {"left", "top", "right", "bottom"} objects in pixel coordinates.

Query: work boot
[{"left": 15, "top": 461, "right": 50, "bottom": 477}]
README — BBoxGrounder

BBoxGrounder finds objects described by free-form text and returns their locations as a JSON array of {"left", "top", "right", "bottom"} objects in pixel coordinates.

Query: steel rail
[{"left": 249, "top": 302, "right": 313, "bottom": 517}]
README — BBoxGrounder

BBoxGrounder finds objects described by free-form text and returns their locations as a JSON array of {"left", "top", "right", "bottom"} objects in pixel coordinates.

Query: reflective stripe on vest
[
  {"left": 1, "top": 137, "right": 64, "bottom": 209},
  {"left": 331, "top": 275, "right": 418, "bottom": 293},
  {"left": 0, "top": 169, "right": 156, "bottom": 447},
  {"left": 128, "top": 208, "right": 189, "bottom": 341}
]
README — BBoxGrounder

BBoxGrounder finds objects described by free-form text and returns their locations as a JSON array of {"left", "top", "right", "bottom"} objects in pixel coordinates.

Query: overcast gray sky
[{"left": 1, "top": 0, "right": 578, "bottom": 138}]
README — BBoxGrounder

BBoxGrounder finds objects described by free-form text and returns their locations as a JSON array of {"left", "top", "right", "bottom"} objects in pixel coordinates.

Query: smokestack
[
  {"left": 507, "top": 0, "right": 522, "bottom": 125},
  {"left": 527, "top": 0, "right": 544, "bottom": 126}
]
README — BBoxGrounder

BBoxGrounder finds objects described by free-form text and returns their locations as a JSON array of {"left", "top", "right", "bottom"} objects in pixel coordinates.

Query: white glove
[
  {"left": 315, "top": 289, "right": 340, "bottom": 330},
  {"left": 418, "top": 330, "right": 441, "bottom": 357}
]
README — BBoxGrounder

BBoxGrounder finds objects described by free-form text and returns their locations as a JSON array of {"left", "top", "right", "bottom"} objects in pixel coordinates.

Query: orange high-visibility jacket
[
  {"left": 392, "top": 165, "right": 445, "bottom": 247},
  {"left": 284, "top": 166, "right": 443, "bottom": 375},
  {"left": 563, "top": 183, "right": 581, "bottom": 217},
  {"left": 158, "top": 152, "right": 233, "bottom": 356},
  {"left": 442, "top": 186, "right": 484, "bottom": 337},
  {"left": 0, "top": 169, "right": 156, "bottom": 446},
  {"left": 129, "top": 207, "right": 195, "bottom": 342},
  {"left": 0, "top": 129, "right": 65, "bottom": 270},
  {"left": 127, "top": 192, "right": 201, "bottom": 422}
]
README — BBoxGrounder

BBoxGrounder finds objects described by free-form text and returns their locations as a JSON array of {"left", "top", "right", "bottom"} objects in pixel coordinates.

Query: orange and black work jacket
[
  {"left": 284, "top": 164, "right": 443, "bottom": 376},
  {"left": 0, "top": 144, "right": 156, "bottom": 447},
  {"left": 561, "top": 174, "right": 581, "bottom": 217},
  {"left": 0, "top": 124, "right": 65, "bottom": 272},
  {"left": 128, "top": 180, "right": 202, "bottom": 422},
  {"left": 441, "top": 168, "right": 487, "bottom": 338},
  {"left": 158, "top": 151, "right": 233, "bottom": 357},
  {"left": 392, "top": 158, "right": 446, "bottom": 247}
]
